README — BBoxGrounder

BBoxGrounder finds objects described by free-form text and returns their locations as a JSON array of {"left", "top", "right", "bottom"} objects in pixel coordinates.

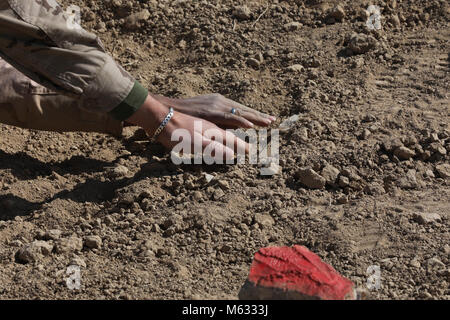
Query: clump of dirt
[{"left": 0, "top": 0, "right": 448, "bottom": 300}]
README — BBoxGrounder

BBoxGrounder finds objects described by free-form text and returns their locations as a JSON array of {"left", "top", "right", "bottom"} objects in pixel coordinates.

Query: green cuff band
[{"left": 109, "top": 81, "right": 148, "bottom": 121}]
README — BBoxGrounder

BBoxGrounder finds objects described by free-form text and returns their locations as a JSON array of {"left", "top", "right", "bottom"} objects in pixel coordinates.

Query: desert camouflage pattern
[
  {"left": 0, "top": 0, "right": 135, "bottom": 121},
  {"left": 0, "top": 56, "right": 122, "bottom": 135}
]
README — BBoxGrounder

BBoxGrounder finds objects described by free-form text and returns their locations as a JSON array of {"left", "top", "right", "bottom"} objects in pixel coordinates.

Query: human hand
[
  {"left": 151, "top": 93, "right": 276, "bottom": 129},
  {"left": 126, "top": 95, "right": 248, "bottom": 160}
]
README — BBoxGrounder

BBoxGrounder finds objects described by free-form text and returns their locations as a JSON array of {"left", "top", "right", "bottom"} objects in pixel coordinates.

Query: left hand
[{"left": 151, "top": 93, "right": 276, "bottom": 129}]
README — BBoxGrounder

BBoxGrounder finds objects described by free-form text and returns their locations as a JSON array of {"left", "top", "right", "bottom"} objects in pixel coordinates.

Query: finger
[
  {"left": 202, "top": 126, "right": 249, "bottom": 155},
  {"left": 236, "top": 110, "right": 274, "bottom": 127},
  {"left": 223, "top": 129, "right": 249, "bottom": 155},
  {"left": 206, "top": 112, "right": 254, "bottom": 129},
  {"left": 202, "top": 138, "right": 235, "bottom": 162},
  {"left": 226, "top": 99, "right": 277, "bottom": 122}
]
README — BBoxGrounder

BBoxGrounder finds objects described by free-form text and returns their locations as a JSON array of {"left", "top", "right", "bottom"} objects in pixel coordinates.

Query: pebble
[
  {"left": 389, "top": 14, "right": 401, "bottom": 28},
  {"left": 338, "top": 176, "right": 350, "bottom": 188},
  {"left": 427, "top": 257, "right": 445, "bottom": 269},
  {"left": 394, "top": 146, "right": 416, "bottom": 160},
  {"left": 337, "top": 195, "right": 349, "bottom": 204},
  {"left": 55, "top": 236, "right": 83, "bottom": 254},
  {"left": 213, "top": 189, "right": 225, "bottom": 200},
  {"left": 279, "top": 114, "right": 300, "bottom": 132},
  {"left": 398, "top": 169, "right": 418, "bottom": 189},
  {"left": 260, "top": 162, "right": 281, "bottom": 176},
  {"left": 217, "top": 180, "right": 230, "bottom": 190},
  {"left": 296, "top": 168, "right": 326, "bottom": 189},
  {"left": 69, "top": 256, "right": 87, "bottom": 268},
  {"left": 287, "top": 64, "right": 305, "bottom": 73},
  {"left": 424, "top": 169, "right": 435, "bottom": 178},
  {"left": 284, "top": 22, "right": 302, "bottom": 31},
  {"left": 220, "top": 244, "right": 232, "bottom": 253},
  {"left": 16, "top": 241, "right": 54, "bottom": 264},
  {"left": 435, "top": 164, "right": 450, "bottom": 179},
  {"left": 125, "top": 9, "right": 150, "bottom": 30},
  {"left": 329, "top": 5, "right": 346, "bottom": 22},
  {"left": 44, "top": 229, "right": 62, "bottom": 241},
  {"left": 347, "top": 33, "right": 377, "bottom": 55},
  {"left": 321, "top": 165, "right": 340, "bottom": 185},
  {"left": 247, "top": 58, "right": 261, "bottom": 68},
  {"left": 110, "top": 165, "right": 129, "bottom": 178},
  {"left": 254, "top": 213, "right": 275, "bottom": 228},
  {"left": 233, "top": 5, "right": 251, "bottom": 20},
  {"left": 409, "top": 256, "right": 421, "bottom": 268},
  {"left": 413, "top": 212, "right": 441, "bottom": 225},
  {"left": 84, "top": 235, "right": 102, "bottom": 249},
  {"left": 193, "top": 191, "right": 203, "bottom": 201},
  {"left": 203, "top": 173, "right": 215, "bottom": 184}
]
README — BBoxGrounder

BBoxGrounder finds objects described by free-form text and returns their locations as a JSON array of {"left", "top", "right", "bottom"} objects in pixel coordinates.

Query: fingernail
[{"left": 269, "top": 116, "right": 277, "bottom": 121}]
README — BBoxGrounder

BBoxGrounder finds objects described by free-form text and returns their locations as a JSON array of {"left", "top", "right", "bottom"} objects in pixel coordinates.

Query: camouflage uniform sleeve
[{"left": 0, "top": 0, "right": 148, "bottom": 121}]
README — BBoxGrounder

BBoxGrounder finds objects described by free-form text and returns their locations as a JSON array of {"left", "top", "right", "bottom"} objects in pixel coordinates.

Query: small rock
[
  {"left": 321, "top": 165, "right": 340, "bottom": 185},
  {"left": 296, "top": 168, "right": 326, "bottom": 189},
  {"left": 279, "top": 114, "right": 300, "bottom": 132},
  {"left": 69, "top": 256, "right": 87, "bottom": 268},
  {"left": 337, "top": 195, "right": 348, "bottom": 204},
  {"left": 283, "top": 22, "right": 302, "bottom": 31},
  {"left": 203, "top": 173, "right": 215, "bottom": 184},
  {"left": 254, "top": 213, "right": 275, "bottom": 228},
  {"left": 388, "top": 14, "right": 401, "bottom": 28},
  {"left": 16, "top": 240, "right": 54, "bottom": 264},
  {"left": 233, "top": 5, "right": 251, "bottom": 20},
  {"left": 125, "top": 9, "right": 150, "bottom": 30},
  {"left": 176, "top": 39, "right": 187, "bottom": 49},
  {"left": 413, "top": 212, "right": 441, "bottom": 225},
  {"left": 174, "top": 263, "right": 191, "bottom": 279},
  {"left": 409, "top": 257, "right": 421, "bottom": 268},
  {"left": 347, "top": 33, "right": 377, "bottom": 55},
  {"left": 398, "top": 169, "right": 418, "bottom": 189},
  {"left": 382, "top": 138, "right": 403, "bottom": 153},
  {"left": 110, "top": 165, "right": 129, "bottom": 178},
  {"left": 213, "top": 188, "right": 225, "bottom": 200},
  {"left": 247, "top": 58, "right": 261, "bottom": 68},
  {"left": 357, "top": 8, "right": 370, "bottom": 21},
  {"left": 192, "top": 191, "right": 203, "bottom": 201},
  {"left": 338, "top": 176, "right": 350, "bottom": 188},
  {"left": 364, "top": 183, "right": 385, "bottom": 195},
  {"left": 287, "top": 64, "right": 305, "bottom": 73},
  {"left": 265, "top": 49, "right": 276, "bottom": 57},
  {"left": 44, "top": 229, "right": 62, "bottom": 240},
  {"left": 217, "top": 180, "right": 230, "bottom": 190},
  {"left": 443, "top": 244, "right": 450, "bottom": 255},
  {"left": 84, "top": 235, "right": 102, "bottom": 249},
  {"left": 55, "top": 236, "right": 83, "bottom": 254},
  {"left": 260, "top": 161, "right": 281, "bottom": 176},
  {"left": 220, "top": 244, "right": 232, "bottom": 253},
  {"left": 328, "top": 5, "right": 346, "bottom": 22},
  {"left": 361, "top": 128, "right": 371, "bottom": 140},
  {"left": 435, "top": 164, "right": 450, "bottom": 179},
  {"left": 427, "top": 257, "right": 445, "bottom": 269},
  {"left": 393, "top": 146, "right": 415, "bottom": 160},
  {"left": 424, "top": 169, "right": 435, "bottom": 178}
]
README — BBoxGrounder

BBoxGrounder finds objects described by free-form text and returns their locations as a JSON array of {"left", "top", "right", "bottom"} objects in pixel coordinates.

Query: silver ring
[{"left": 231, "top": 108, "right": 237, "bottom": 115}]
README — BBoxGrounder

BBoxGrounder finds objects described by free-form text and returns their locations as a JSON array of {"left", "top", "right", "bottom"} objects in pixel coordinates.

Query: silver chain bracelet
[{"left": 150, "top": 107, "right": 174, "bottom": 143}]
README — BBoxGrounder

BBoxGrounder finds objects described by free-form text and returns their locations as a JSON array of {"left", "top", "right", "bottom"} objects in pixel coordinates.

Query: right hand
[
  {"left": 151, "top": 93, "right": 276, "bottom": 129},
  {"left": 126, "top": 95, "right": 248, "bottom": 160}
]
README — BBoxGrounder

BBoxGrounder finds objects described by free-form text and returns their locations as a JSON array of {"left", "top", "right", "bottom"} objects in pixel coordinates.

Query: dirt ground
[{"left": 0, "top": 0, "right": 448, "bottom": 300}]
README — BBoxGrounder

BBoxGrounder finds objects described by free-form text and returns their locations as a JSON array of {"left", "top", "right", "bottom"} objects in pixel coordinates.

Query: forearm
[{"left": 126, "top": 95, "right": 171, "bottom": 136}]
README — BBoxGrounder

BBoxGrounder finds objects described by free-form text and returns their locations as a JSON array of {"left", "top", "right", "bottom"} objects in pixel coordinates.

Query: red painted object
[{"left": 246, "top": 245, "right": 355, "bottom": 300}]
